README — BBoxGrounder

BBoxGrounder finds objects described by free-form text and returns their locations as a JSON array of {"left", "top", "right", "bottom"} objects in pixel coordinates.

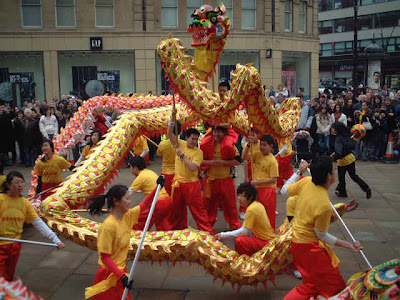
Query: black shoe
[
  {"left": 337, "top": 193, "right": 348, "bottom": 198},
  {"left": 366, "top": 189, "right": 372, "bottom": 199},
  {"left": 335, "top": 190, "right": 340, "bottom": 196}
]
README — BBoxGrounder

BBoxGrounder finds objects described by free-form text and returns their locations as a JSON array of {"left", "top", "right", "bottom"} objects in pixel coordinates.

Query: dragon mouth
[{"left": 191, "top": 29, "right": 211, "bottom": 46}]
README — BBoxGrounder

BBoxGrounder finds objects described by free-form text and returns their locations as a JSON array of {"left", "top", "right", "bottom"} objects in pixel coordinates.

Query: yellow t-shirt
[
  {"left": 0, "top": 194, "right": 39, "bottom": 245},
  {"left": 157, "top": 139, "right": 176, "bottom": 174},
  {"left": 133, "top": 136, "right": 149, "bottom": 156},
  {"left": 97, "top": 207, "right": 140, "bottom": 269},
  {"left": 36, "top": 154, "right": 72, "bottom": 183},
  {"left": 250, "top": 152, "right": 279, "bottom": 188},
  {"left": 81, "top": 145, "right": 94, "bottom": 158},
  {"left": 278, "top": 139, "right": 293, "bottom": 157},
  {"left": 175, "top": 140, "right": 203, "bottom": 182},
  {"left": 242, "top": 141, "right": 261, "bottom": 161},
  {"left": 287, "top": 177, "right": 332, "bottom": 243},
  {"left": 243, "top": 201, "right": 276, "bottom": 241},
  {"left": 130, "top": 169, "right": 169, "bottom": 199},
  {"left": 337, "top": 153, "right": 356, "bottom": 167},
  {"left": 286, "top": 196, "right": 298, "bottom": 217},
  {"left": 208, "top": 144, "right": 239, "bottom": 179},
  {"left": 0, "top": 175, "right": 6, "bottom": 192}
]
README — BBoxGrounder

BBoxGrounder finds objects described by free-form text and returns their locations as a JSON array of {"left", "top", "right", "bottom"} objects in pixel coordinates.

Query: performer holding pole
[
  {"left": 129, "top": 156, "right": 171, "bottom": 231},
  {"left": 0, "top": 171, "right": 65, "bottom": 281},
  {"left": 242, "top": 134, "right": 279, "bottom": 230},
  {"left": 132, "top": 136, "right": 150, "bottom": 167},
  {"left": 157, "top": 121, "right": 181, "bottom": 196},
  {"left": 167, "top": 106, "right": 214, "bottom": 234},
  {"left": 275, "top": 137, "right": 294, "bottom": 193},
  {"left": 281, "top": 157, "right": 363, "bottom": 299},
  {"left": 121, "top": 176, "right": 164, "bottom": 300}
]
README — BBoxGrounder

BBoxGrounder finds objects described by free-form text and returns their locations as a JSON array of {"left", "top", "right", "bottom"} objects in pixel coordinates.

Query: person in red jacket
[
  {"left": 200, "top": 126, "right": 241, "bottom": 230},
  {"left": 92, "top": 109, "right": 108, "bottom": 136}
]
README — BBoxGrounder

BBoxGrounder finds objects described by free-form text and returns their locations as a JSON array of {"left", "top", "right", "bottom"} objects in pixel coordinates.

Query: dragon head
[{"left": 188, "top": 3, "right": 230, "bottom": 47}]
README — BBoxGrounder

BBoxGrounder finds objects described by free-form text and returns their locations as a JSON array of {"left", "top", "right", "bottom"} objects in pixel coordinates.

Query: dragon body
[{"left": 24, "top": 3, "right": 396, "bottom": 297}]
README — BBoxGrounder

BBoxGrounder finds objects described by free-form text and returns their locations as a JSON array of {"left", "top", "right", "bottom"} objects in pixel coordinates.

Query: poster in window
[
  {"left": 9, "top": 72, "right": 35, "bottom": 102},
  {"left": 367, "top": 60, "right": 381, "bottom": 90},
  {"left": 97, "top": 70, "right": 120, "bottom": 94}
]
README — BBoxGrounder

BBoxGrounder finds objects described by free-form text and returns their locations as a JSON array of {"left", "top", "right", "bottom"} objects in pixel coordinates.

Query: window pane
[
  {"left": 57, "top": 6, "right": 75, "bottom": 26},
  {"left": 285, "top": 13, "right": 292, "bottom": 30},
  {"left": 224, "top": 0, "right": 233, "bottom": 26},
  {"left": 358, "top": 15, "right": 372, "bottom": 30},
  {"left": 242, "top": 10, "right": 255, "bottom": 28},
  {"left": 96, "top": 6, "right": 113, "bottom": 26},
  {"left": 285, "top": 0, "right": 292, "bottom": 11},
  {"left": 320, "top": 20, "right": 333, "bottom": 34},
  {"left": 187, "top": 0, "right": 203, "bottom": 26},
  {"left": 162, "top": 0, "right": 177, "bottom": 7},
  {"left": 187, "top": 0, "right": 202, "bottom": 6},
  {"left": 242, "top": 0, "right": 255, "bottom": 9},
  {"left": 22, "top": 0, "right": 40, "bottom": 4},
  {"left": 22, "top": 6, "right": 41, "bottom": 26},
  {"left": 56, "top": 0, "right": 73, "bottom": 5},
  {"left": 162, "top": 7, "right": 177, "bottom": 27},
  {"left": 96, "top": 0, "right": 113, "bottom": 5}
]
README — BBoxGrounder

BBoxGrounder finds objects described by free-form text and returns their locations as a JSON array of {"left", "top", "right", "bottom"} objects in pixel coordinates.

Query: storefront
[
  {"left": 282, "top": 51, "right": 311, "bottom": 98},
  {"left": 0, "top": 52, "right": 44, "bottom": 106},
  {"left": 58, "top": 50, "right": 135, "bottom": 99}
]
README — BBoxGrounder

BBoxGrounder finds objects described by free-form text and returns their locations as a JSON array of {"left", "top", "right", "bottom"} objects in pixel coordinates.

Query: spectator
[
  {"left": 343, "top": 98, "right": 355, "bottom": 128},
  {"left": 297, "top": 94, "right": 314, "bottom": 131},
  {"left": 331, "top": 104, "right": 347, "bottom": 126},
  {"left": 276, "top": 93, "right": 285, "bottom": 106},
  {"left": 319, "top": 94, "right": 328, "bottom": 107},
  {"left": 92, "top": 109, "right": 108, "bottom": 136},
  {"left": 58, "top": 109, "right": 71, "bottom": 130},
  {"left": 316, "top": 104, "right": 332, "bottom": 154},
  {"left": 354, "top": 102, "right": 373, "bottom": 160},
  {"left": 370, "top": 108, "right": 388, "bottom": 161},
  {"left": 269, "top": 85, "right": 275, "bottom": 97},
  {"left": 382, "top": 97, "right": 396, "bottom": 132},
  {"left": 371, "top": 94, "right": 382, "bottom": 110},
  {"left": 0, "top": 105, "right": 14, "bottom": 166},
  {"left": 277, "top": 85, "right": 289, "bottom": 99},
  {"left": 338, "top": 95, "right": 345, "bottom": 108},
  {"left": 24, "top": 108, "right": 41, "bottom": 167},
  {"left": 14, "top": 111, "right": 26, "bottom": 165},
  {"left": 39, "top": 106, "right": 58, "bottom": 141}
]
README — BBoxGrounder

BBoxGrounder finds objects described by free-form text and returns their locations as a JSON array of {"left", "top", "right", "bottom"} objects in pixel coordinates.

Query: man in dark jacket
[{"left": 24, "top": 108, "right": 42, "bottom": 167}]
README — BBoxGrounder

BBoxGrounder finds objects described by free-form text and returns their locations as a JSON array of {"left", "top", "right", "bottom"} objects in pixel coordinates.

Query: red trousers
[
  {"left": 0, "top": 242, "right": 21, "bottom": 281},
  {"left": 161, "top": 173, "right": 174, "bottom": 196},
  {"left": 284, "top": 242, "right": 346, "bottom": 299},
  {"left": 204, "top": 177, "right": 241, "bottom": 230},
  {"left": 257, "top": 187, "right": 277, "bottom": 230},
  {"left": 240, "top": 163, "right": 253, "bottom": 213},
  {"left": 235, "top": 236, "right": 269, "bottom": 256},
  {"left": 41, "top": 182, "right": 60, "bottom": 200},
  {"left": 170, "top": 181, "right": 214, "bottom": 234},
  {"left": 133, "top": 196, "right": 171, "bottom": 231},
  {"left": 92, "top": 267, "right": 131, "bottom": 300},
  {"left": 277, "top": 154, "right": 294, "bottom": 190}
]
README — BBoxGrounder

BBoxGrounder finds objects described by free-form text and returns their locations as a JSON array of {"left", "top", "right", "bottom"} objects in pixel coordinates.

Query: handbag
[{"left": 361, "top": 117, "right": 372, "bottom": 130}]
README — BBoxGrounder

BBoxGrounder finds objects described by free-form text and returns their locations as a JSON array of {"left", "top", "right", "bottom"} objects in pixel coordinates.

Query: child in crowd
[{"left": 76, "top": 130, "right": 102, "bottom": 165}]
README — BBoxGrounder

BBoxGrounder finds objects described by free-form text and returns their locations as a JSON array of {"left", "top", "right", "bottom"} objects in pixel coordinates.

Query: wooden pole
[{"left": 143, "top": 135, "right": 159, "bottom": 148}]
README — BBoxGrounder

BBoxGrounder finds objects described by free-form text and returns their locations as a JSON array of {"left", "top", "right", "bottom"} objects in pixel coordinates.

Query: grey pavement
[{"left": 6, "top": 158, "right": 400, "bottom": 299}]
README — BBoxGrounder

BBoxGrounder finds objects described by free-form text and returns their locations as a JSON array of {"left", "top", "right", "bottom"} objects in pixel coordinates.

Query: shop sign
[{"left": 90, "top": 37, "right": 103, "bottom": 50}]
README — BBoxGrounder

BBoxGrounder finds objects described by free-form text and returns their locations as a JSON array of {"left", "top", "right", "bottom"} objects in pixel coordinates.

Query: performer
[
  {"left": 35, "top": 140, "right": 74, "bottom": 200},
  {"left": 129, "top": 156, "right": 171, "bottom": 231},
  {"left": 85, "top": 185, "right": 140, "bottom": 299},
  {"left": 200, "top": 125, "right": 241, "bottom": 229},
  {"left": 282, "top": 157, "right": 363, "bottom": 299},
  {"left": 0, "top": 171, "right": 65, "bottom": 281},
  {"left": 167, "top": 107, "right": 214, "bottom": 234},
  {"left": 92, "top": 109, "right": 108, "bottom": 136},
  {"left": 240, "top": 128, "right": 260, "bottom": 219},
  {"left": 157, "top": 121, "right": 181, "bottom": 195},
  {"left": 242, "top": 134, "right": 279, "bottom": 230},
  {"left": 332, "top": 122, "right": 371, "bottom": 199},
  {"left": 275, "top": 137, "right": 294, "bottom": 193},
  {"left": 75, "top": 130, "right": 102, "bottom": 166},
  {"left": 132, "top": 135, "right": 150, "bottom": 167},
  {"left": 215, "top": 183, "right": 275, "bottom": 255}
]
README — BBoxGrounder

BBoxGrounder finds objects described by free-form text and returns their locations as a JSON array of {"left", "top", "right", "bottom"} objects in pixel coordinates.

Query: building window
[
  {"left": 56, "top": 0, "right": 75, "bottom": 27},
  {"left": 21, "top": 0, "right": 42, "bottom": 27},
  {"left": 224, "top": 0, "right": 233, "bottom": 28},
  {"left": 318, "top": 0, "right": 333, "bottom": 12},
  {"left": 374, "top": 11, "right": 400, "bottom": 28},
  {"left": 95, "top": 0, "right": 114, "bottom": 27},
  {"left": 321, "top": 43, "right": 333, "bottom": 57},
  {"left": 242, "top": 0, "right": 256, "bottom": 30},
  {"left": 357, "top": 15, "right": 372, "bottom": 30},
  {"left": 319, "top": 20, "right": 333, "bottom": 34},
  {"left": 285, "top": 0, "right": 292, "bottom": 32},
  {"left": 299, "top": 2, "right": 306, "bottom": 33},
  {"left": 162, "top": 0, "right": 178, "bottom": 28},
  {"left": 187, "top": 0, "right": 203, "bottom": 27}
]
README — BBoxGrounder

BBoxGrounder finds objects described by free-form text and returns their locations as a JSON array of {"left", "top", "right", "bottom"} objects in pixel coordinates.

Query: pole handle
[{"left": 0, "top": 237, "right": 58, "bottom": 247}]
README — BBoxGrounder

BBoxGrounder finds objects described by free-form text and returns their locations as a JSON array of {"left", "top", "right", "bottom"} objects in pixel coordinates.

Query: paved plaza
[{"left": 9, "top": 158, "right": 400, "bottom": 299}]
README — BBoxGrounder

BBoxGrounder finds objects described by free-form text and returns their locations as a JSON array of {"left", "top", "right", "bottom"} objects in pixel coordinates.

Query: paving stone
[
  {"left": 48, "top": 274, "right": 93, "bottom": 300},
  {"left": 38, "top": 251, "right": 90, "bottom": 269}
]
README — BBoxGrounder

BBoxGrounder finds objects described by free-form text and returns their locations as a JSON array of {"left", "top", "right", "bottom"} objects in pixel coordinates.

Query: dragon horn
[{"left": 219, "top": 2, "right": 226, "bottom": 14}]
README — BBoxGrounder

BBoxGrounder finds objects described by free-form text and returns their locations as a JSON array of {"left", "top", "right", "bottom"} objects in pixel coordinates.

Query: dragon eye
[{"left": 199, "top": 6, "right": 206, "bottom": 13}]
